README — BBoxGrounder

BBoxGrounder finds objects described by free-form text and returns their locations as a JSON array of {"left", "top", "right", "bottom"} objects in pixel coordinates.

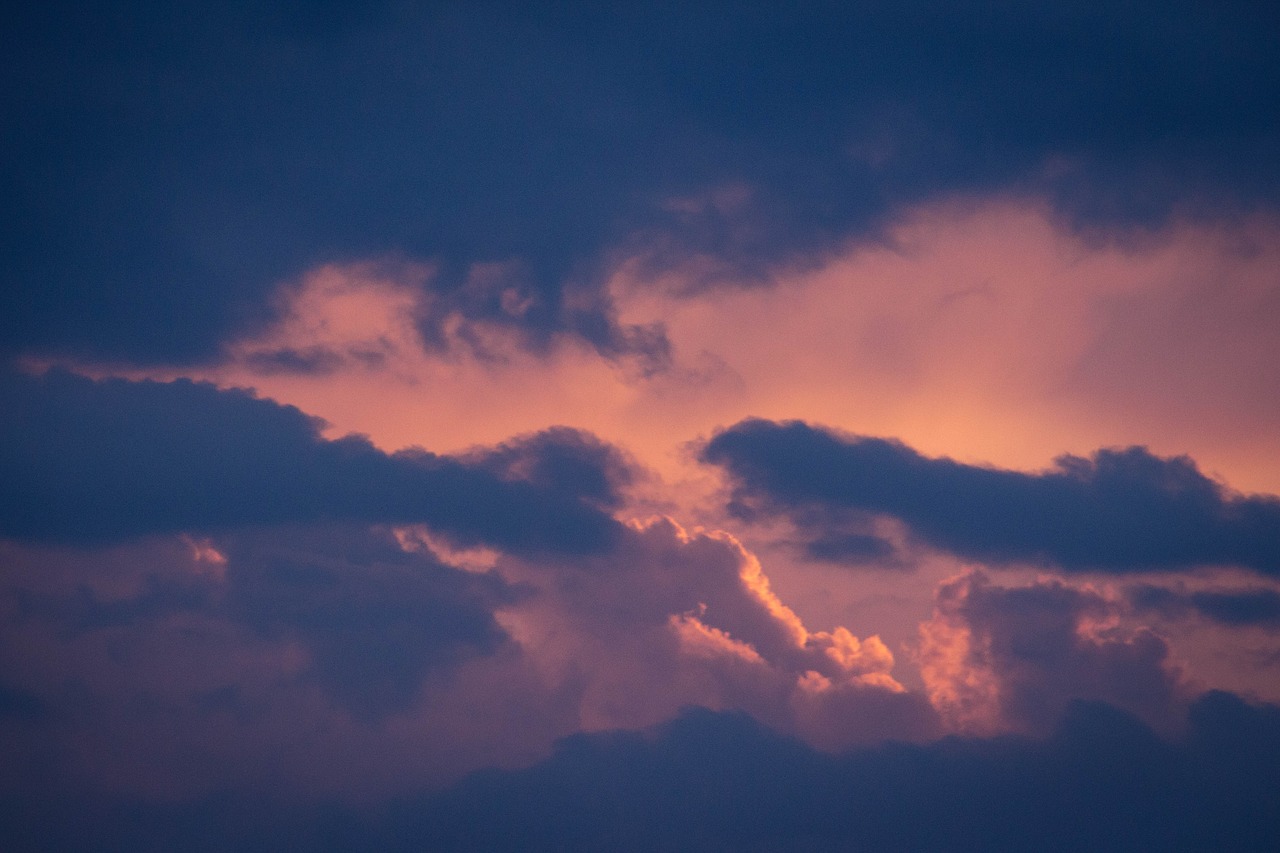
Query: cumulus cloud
[
  {"left": 488, "top": 515, "right": 938, "bottom": 749},
  {"left": 0, "top": 511, "right": 941, "bottom": 810},
  {"left": 917, "top": 573, "right": 1187, "bottom": 735},
  {"left": 0, "top": 445, "right": 1255, "bottom": 847},
  {"left": 703, "top": 418, "right": 1280, "bottom": 575}
]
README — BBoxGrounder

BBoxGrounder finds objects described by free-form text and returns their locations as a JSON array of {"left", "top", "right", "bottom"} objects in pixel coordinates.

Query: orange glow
[
  {"left": 668, "top": 613, "right": 767, "bottom": 665},
  {"left": 82, "top": 198, "right": 1278, "bottom": 501},
  {"left": 42, "top": 200, "right": 1280, "bottom": 723},
  {"left": 916, "top": 599, "right": 1003, "bottom": 735}
]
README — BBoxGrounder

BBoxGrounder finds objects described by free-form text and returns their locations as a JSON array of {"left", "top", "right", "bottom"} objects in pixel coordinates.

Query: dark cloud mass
[
  {"left": 0, "top": 368, "right": 625, "bottom": 553},
  {"left": 3, "top": 1, "right": 1279, "bottom": 362},
  {"left": 6, "top": 696, "right": 1280, "bottom": 852},
  {"left": 1129, "top": 584, "right": 1280, "bottom": 628},
  {"left": 703, "top": 419, "right": 1280, "bottom": 574},
  {"left": 402, "top": 695, "right": 1280, "bottom": 853}
]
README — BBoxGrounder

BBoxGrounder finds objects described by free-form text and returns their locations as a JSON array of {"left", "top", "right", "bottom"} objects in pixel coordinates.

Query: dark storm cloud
[
  {"left": 3, "top": 1, "right": 1279, "bottom": 363},
  {"left": 9, "top": 695, "right": 1280, "bottom": 852},
  {"left": 0, "top": 368, "right": 626, "bottom": 553},
  {"left": 702, "top": 419, "right": 1280, "bottom": 574},
  {"left": 1129, "top": 584, "right": 1280, "bottom": 628}
]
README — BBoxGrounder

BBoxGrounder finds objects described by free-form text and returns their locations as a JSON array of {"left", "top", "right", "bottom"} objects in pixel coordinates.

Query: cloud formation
[
  {"left": 703, "top": 419, "right": 1280, "bottom": 574},
  {"left": 918, "top": 573, "right": 1186, "bottom": 735},
  {"left": 408, "top": 694, "right": 1280, "bottom": 853},
  {"left": 1128, "top": 584, "right": 1280, "bottom": 629},
  {"left": 0, "top": 368, "right": 626, "bottom": 554},
  {"left": 9, "top": 695, "right": 1278, "bottom": 852},
  {"left": 0, "top": 497, "right": 933, "bottom": 811},
  {"left": 493, "top": 516, "right": 937, "bottom": 750},
  {"left": 4, "top": 2, "right": 1279, "bottom": 363}
]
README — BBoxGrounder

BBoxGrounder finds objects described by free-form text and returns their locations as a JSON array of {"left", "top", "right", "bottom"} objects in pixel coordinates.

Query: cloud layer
[
  {"left": 8, "top": 696, "right": 1278, "bottom": 852},
  {"left": 5, "top": 2, "right": 1279, "bottom": 363}
]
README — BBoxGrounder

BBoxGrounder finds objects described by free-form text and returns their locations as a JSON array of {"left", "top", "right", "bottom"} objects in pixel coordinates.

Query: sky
[{"left": 3, "top": 2, "right": 1280, "bottom": 849}]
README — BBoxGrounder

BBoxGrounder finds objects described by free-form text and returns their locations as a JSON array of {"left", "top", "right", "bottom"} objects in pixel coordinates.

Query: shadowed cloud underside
[{"left": 703, "top": 418, "right": 1280, "bottom": 574}]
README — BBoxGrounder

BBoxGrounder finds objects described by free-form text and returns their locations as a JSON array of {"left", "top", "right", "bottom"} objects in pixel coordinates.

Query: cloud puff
[
  {"left": 917, "top": 573, "right": 1186, "bottom": 735},
  {"left": 0, "top": 368, "right": 626, "bottom": 554},
  {"left": 490, "top": 515, "right": 938, "bottom": 750},
  {"left": 216, "top": 525, "right": 515, "bottom": 719},
  {"left": 703, "top": 419, "right": 1280, "bottom": 574}
]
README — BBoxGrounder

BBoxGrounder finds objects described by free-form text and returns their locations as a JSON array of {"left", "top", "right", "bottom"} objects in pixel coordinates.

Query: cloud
[
  {"left": 214, "top": 525, "right": 514, "bottom": 719},
  {"left": 917, "top": 573, "right": 1187, "bottom": 735},
  {"left": 801, "top": 532, "right": 898, "bottom": 565},
  {"left": 5, "top": 4, "right": 1280, "bottom": 845},
  {"left": 402, "top": 693, "right": 1280, "bottom": 853},
  {"left": 0, "top": 475, "right": 1257, "bottom": 847},
  {"left": 703, "top": 419, "right": 1280, "bottom": 574},
  {"left": 0, "top": 526, "right": 544, "bottom": 805},
  {"left": 7, "top": 525, "right": 511, "bottom": 721},
  {"left": 0, "top": 368, "right": 626, "bottom": 554},
  {"left": 0, "top": 510, "right": 938, "bottom": 807},
  {"left": 154, "top": 203, "right": 1280, "bottom": 513},
  {"left": 4, "top": 3, "right": 1279, "bottom": 363},
  {"left": 12, "top": 694, "right": 1278, "bottom": 852},
  {"left": 1129, "top": 583, "right": 1280, "bottom": 628},
  {"left": 488, "top": 515, "right": 938, "bottom": 750}
]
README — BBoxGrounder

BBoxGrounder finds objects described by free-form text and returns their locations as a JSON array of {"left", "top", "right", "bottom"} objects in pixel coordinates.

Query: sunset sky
[{"left": 3, "top": 2, "right": 1280, "bottom": 849}]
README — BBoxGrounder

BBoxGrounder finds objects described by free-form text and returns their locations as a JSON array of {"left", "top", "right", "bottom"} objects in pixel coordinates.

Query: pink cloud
[{"left": 917, "top": 571, "right": 1189, "bottom": 736}]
